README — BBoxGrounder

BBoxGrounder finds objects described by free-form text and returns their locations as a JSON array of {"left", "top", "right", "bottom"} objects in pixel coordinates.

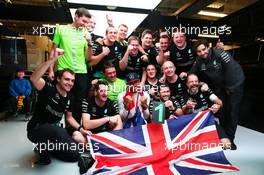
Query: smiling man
[
  {"left": 28, "top": 50, "right": 86, "bottom": 165},
  {"left": 190, "top": 39, "right": 245, "bottom": 150},
  {"left": 81, "top": 80, "right": 123, "bottom": 135}
]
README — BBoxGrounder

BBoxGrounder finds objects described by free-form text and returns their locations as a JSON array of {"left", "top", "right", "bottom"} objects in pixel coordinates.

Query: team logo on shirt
[
  {"left": 176, "top": 52, "right": 181, "bottom": 57},
  {"left": 104, "top": 109, "right": 108, "bottom": 114},
  {"left": 55, "top": 93, "right": 60, "bottom": 100},
  {"left": 92, "top": 107, "right": 96, "bottom": 113}
]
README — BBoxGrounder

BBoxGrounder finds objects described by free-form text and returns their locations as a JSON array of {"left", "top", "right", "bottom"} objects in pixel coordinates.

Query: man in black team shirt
[
  {"left": 119, "top": 36, "right": 148, "bottom": 81},
  {"left": 182, "top": 73, "right": 231, "bottom": 149},
  {"left": 156, "top": 33, "right": 171, "bottom": 65},
  {"left": 169, "top": 31, "right": 195, "bottom": 74},
  {"left": 190, "top": 39, "right": 245, "bottom": 150},
  {"left": 150, "top": 84, "right": 183, "bottom": 120},
  {"left": 81, "top": 80, "right": 123, "bottom": 135},
  {"left": 27, "top": 50, "right": 88, "bottom": 165},
  {"left": 162, "top": 61, "right": 186, "bottom": 107},
  {"left": 90, "top": 26, "right": 124, "bottom": 78}
]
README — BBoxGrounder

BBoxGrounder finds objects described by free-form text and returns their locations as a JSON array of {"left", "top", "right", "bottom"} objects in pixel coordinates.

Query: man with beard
[
  {"left": 182, "top": 73, "right": 231, "bottom": 149},
  {"left": 190, "top": 39, "right": 245, "bottom": 150}
]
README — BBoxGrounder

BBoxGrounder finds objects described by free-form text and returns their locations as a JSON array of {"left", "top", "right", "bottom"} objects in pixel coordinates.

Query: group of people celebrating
[{"left": 26, "top": 7, "right": 245, "bottom": 168}]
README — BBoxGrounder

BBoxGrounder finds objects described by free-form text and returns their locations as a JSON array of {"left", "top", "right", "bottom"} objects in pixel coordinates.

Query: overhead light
[
  {"left": 4, "top": 0, "right": 12, "bottom": 4},
  {"left": 207, "top": 2, "right": 224, "bottom": 9},
  {"left": 198, "top": 34, "right": 219, "bottom": 38},
  {"left": 198, "top": 10, "right": 227, "bottom": 18},
  {"left": 106, "top": 6, "right": 117, "bottom": 10},
  {"left": 0, "top": 22, "right": 3, "bottom": 26},
  {"left": 67, "top": 0, "right": 161, "bottom": 10}
]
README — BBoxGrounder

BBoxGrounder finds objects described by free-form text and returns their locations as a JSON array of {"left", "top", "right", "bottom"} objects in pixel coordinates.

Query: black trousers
[
  {"left": 217, "top": 83, "right": 244, "bottom": 142},
  {"left": 71, "top": 73, "right": 89, "bottom": 123},
  {"left": 27, "top": 123, "right": 79, "bottom": 162}
]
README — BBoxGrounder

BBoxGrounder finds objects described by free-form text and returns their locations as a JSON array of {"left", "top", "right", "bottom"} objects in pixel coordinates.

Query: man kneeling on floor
[{"left": 27, "top": 50, "right": 86, "bottom": 165}]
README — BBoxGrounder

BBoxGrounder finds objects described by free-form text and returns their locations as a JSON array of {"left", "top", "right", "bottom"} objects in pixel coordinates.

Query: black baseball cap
[
  {"left": 126, "top": 72, "right": 140, "bottom": 84},
  {"left": 16, "top": 66, "right": 25, "bottom": 73}
]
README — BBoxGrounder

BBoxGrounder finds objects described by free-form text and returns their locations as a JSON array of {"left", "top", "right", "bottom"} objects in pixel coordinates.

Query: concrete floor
[{"left": 0, "top": 115, "right": 264, "bottom": 175}]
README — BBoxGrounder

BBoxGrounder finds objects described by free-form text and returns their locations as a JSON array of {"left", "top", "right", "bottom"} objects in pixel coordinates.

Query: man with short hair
[
  {"left": 92, "top": 62, "right": 126, "bottom": 103},
  {"left": 90, "top": 26, "right": 124, "bottom": 78},
  {"left": 48, "top": 7, "right": 92, "bottom": 124},
  {"left": 151, "top": 84, "right": 183, "bottom": 119},
  {"left": 28, "top": 50, "right": 87, "bottom": 165},
  {"left": 156, "top": 34, "right": 171, "bottom": 65},
  {"left": 81, "top": 80, "right": 123, "bottom": 135},
  {"left": 119, "top": 36, "right": 147, "bottom": 81},
  {"left": 169, "top": 31, "right": 196, "bottom": 74},
  {"left": 162, "top": 61, "right": 186, "bottom": 107},
  {"left": 117, "top": 24, "right": 128, "bottom": 46}
]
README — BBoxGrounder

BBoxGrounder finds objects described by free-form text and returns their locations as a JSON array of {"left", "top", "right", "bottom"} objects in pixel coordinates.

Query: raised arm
[
  {"left": 30, "top": 49, "right": 63, "bottom": 91},
  {"left": 48, "top": 43, "right": 58, "bottom": 81}
]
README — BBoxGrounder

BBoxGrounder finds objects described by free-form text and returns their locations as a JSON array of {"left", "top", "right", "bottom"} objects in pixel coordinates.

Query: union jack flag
[{"left": 86, "top": 110, "right": 239, "bottom": 175}]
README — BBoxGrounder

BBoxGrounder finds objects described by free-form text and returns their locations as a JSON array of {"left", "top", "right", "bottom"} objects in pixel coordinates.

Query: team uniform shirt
[
  {"left": 120, "top": 52, "right": 147, "bottom": 80},
  {"left": 144, "top": 47, "right": 161, "bottom": 76},
  {"left": 144, "top": 47, "right": 159, "bottom": 66},
  {"left": 182, "top": 89, "right": 216, "bottom": 114},
  {"left": 82, "top": 97, "right": 119, "bottom": 133},
  {"left": 92, "top": 41, "right": 124, "bottom": 77},
  {"left": 53, "top": 25, "right": 89, "bottom": 73},
  {"left": 190, "top": 48, "right": 245, "bottom": 92},
  {"left": 165, "top": 77, "right": 186, "bottom": 107},
  {"left": 169, "top": 42, "right": 195, "bottom": 74},
  {"left": 150, "top": 98, "right": 181, "bottom": 119},
  {"left": 27, "top": 82, "right": 72, "bottom": 130}
]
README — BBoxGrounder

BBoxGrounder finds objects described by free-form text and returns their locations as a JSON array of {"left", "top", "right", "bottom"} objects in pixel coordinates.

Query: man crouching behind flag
[
  {"left": 118, "top": 72, "right": 150, "bottom": 128},
  {"left": 85, "top": 110, "right": 239, "bottom": 175}
]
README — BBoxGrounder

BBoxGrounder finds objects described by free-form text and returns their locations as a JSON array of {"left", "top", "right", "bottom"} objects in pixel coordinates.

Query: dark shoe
[
  {"left": 35, "top": 152, "right": 51, "bottom": 165},
  {"left": 231, "top": 142, "right": 237, "bottom": 150},
  {"left": 78, "top": 152, "right": 95, "bottom": 174}
]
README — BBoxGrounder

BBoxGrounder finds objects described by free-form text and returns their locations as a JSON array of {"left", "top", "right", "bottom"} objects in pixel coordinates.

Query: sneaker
[
  {"left": 35, "top": 152, "right": 51, "bottom": 165},
  {"left": 78, "top": 152, "right": 95, "bottom": 174},
  {"left": 231, "top": 141, "right": 237, "bottom": 150},
  {"left": 220, "top": 138, "right": 231, "bottom": 150}
]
